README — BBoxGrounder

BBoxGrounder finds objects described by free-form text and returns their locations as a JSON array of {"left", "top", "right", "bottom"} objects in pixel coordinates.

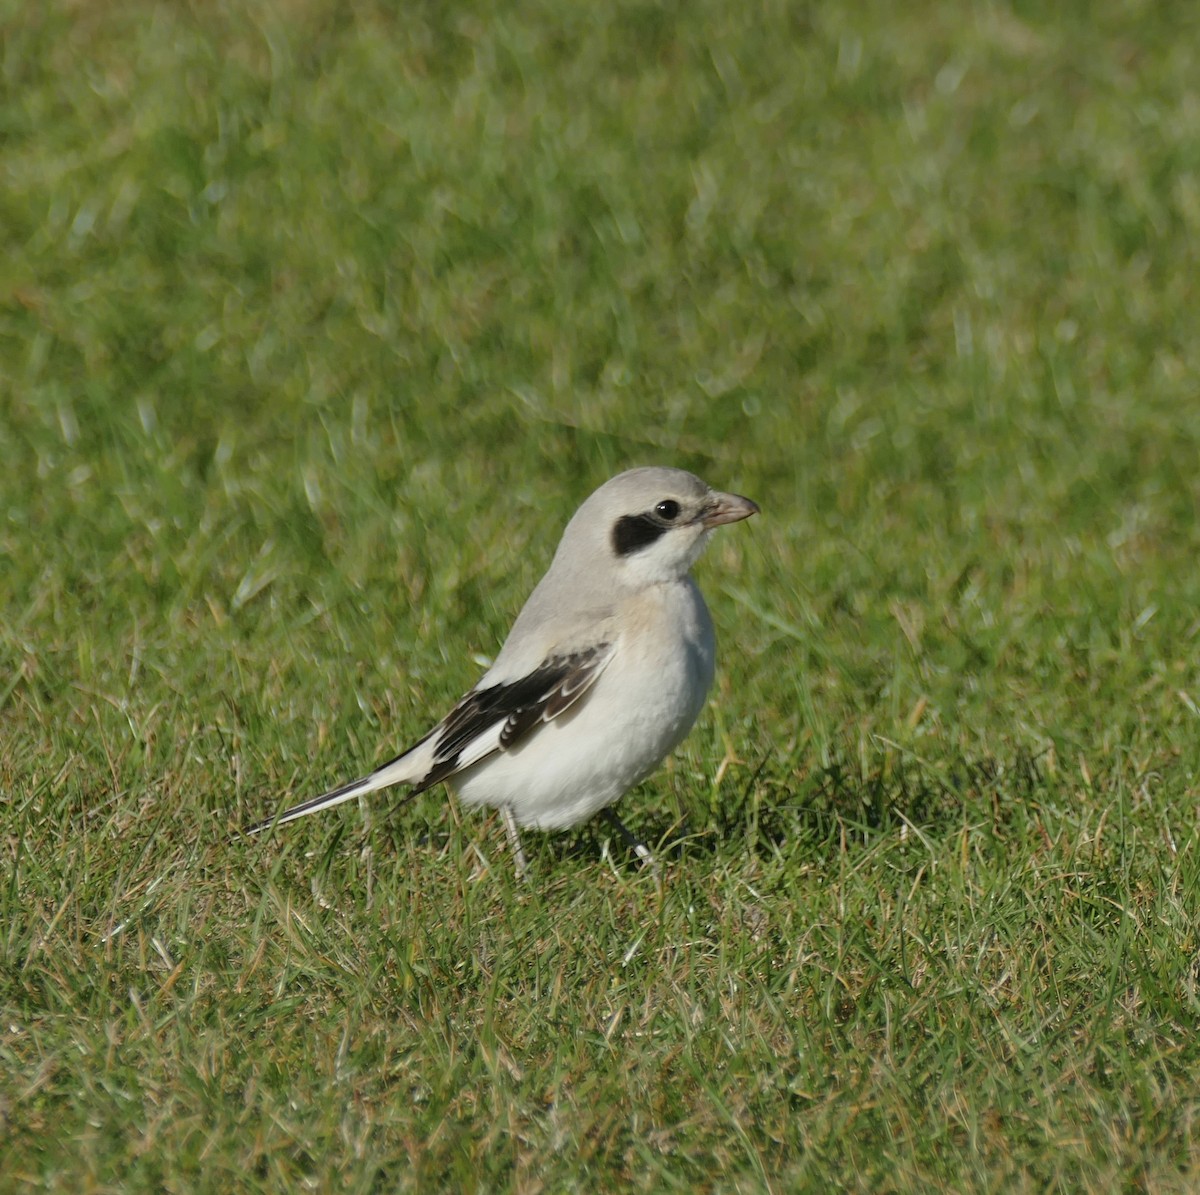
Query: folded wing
[{"left": 415, "top": 642, "right": 615, "bottom": 791}]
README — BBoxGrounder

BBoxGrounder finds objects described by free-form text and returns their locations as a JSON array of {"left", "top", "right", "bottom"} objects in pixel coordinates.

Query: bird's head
[{"left": 559, "top": 466, "right": 759, "bottom": 590}]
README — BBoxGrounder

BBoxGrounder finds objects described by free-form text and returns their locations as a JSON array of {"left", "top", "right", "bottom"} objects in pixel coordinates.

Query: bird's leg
[
  {"left": 602, "top": 807, "right": 661, "bottom": 882},
  {"left": 501, "top": 805, "right": 529, "bottom": 880}
]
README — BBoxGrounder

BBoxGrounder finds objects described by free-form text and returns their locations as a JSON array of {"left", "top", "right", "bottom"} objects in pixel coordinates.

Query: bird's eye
[{"left": 655, "top": 499, "right": 681, "bottom": 521}]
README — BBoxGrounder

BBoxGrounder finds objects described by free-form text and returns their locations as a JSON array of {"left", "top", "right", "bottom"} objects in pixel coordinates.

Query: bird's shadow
[{"left": 557, "top": 742, "right": 1051, "bottom": 872}]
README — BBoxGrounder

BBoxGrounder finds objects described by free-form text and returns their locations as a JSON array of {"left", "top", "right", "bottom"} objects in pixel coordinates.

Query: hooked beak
[{"left": 700, "top": 491, "right": 760, "bottom": 528}]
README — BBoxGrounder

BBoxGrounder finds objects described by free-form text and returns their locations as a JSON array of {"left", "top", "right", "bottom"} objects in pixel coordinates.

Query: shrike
[{"left": 245, "top": 466, "right": 758, "bottom": 878}]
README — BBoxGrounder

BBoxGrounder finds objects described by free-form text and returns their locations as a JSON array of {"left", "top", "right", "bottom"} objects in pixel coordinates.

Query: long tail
[{"left": 243, "top": 745, "right": 429, "bottom": 835}]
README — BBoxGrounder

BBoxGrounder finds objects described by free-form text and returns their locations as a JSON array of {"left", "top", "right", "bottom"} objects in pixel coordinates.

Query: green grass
[{"left": 4, "top": 0, "right": 1200, "bottom": 1189}]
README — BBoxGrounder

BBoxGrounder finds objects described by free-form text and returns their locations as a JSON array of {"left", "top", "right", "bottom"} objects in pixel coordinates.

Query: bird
[{"left": 245, "top": 466, "right": 758, "bottom": 878}]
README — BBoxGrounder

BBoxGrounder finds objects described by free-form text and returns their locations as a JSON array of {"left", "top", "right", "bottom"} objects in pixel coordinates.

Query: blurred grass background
[{"left": 3, "top": 0, "right": 1200, "bottom": 1190}]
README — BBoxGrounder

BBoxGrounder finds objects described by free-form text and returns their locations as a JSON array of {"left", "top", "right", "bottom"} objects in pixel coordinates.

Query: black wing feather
[{"left": 411, "top": 643, "right": 612, "bottom": 794}]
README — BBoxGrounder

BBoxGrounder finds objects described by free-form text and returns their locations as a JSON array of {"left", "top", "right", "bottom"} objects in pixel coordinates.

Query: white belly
[{"left": 452, "top": 581, "right": 715, "bottom": 829}]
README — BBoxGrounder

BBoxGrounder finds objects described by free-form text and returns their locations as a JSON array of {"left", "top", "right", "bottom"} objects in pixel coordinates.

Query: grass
[{"left": 4, "top": 0, "right": 1200, "bottom": 1189}]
